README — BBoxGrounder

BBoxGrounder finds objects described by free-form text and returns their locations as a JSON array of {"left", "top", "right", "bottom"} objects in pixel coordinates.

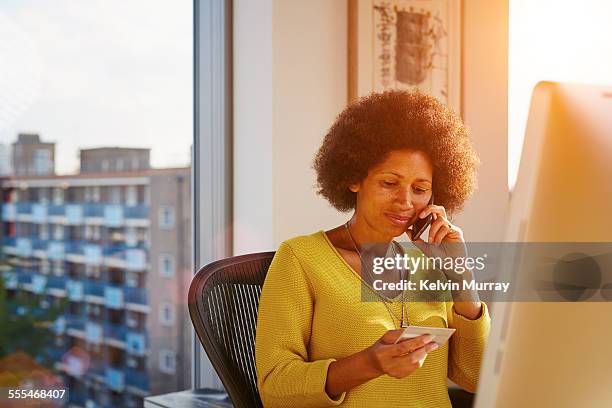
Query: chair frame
[{"left": 188, "top": 251, "right": 275, "bottom": 408}]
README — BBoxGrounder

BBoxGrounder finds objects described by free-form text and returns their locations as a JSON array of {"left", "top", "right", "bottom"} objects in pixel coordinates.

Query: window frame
[{"left": 193, "top": 0, "right": 233, "bottom": 390}]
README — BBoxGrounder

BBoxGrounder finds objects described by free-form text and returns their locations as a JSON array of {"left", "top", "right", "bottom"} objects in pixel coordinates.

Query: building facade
[
  {"left": 0, "top": 166, "right": 192, "bottom": 408},
  {"left": 80, "top": 148, "right": 151, "bottom": 174},
  {"left": 11, "top": 133, "right": 55, "bottom": 177}
]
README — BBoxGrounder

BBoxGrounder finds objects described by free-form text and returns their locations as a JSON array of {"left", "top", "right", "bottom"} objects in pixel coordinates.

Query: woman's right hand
[{"left": 365, "top": 330, "right": 439, "bottom": 379}]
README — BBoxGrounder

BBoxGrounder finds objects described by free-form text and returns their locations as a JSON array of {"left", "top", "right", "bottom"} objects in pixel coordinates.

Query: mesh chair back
[{"left": 188, "top": 251, "right": 275, "bottom": 408}]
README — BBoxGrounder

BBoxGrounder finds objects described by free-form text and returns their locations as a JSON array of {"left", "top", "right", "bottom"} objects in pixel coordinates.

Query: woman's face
[{"left": 350, "top": 149, "right": 433, "bottom": 240}]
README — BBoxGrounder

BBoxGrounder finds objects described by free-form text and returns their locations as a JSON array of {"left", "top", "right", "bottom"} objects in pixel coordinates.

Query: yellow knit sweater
[{"left": 255, "top": 231, "right": 491, "bottom": 408}]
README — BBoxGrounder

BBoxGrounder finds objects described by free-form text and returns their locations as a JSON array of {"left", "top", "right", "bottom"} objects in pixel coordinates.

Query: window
[
  {"left": 125, "top": 227, "right": 137, "bottom": 246},
  {"left": 125, "top": 271, "right": 139, "bottom": 288},
  {"left": 39, "top": 187, "right": 50, "bottom": 203},
  {"left": 85, "top": 264, "right": 101, "bottom": 279},
  {"left": 159, "top": 350, "right": 176, "bottom": 374},
  {"left": 126, "top": 186, "right": 137, "bottom": 206},
  {"left": 110, "top": 186, "right": 121, "bottom": 204},
  {"left": 40, "top": 259, "right": 50, "bottom": 275},
  {"left": 53, "top": 188, "right": 64, "bottom": 204},
  {"left": 159, "top": 254, "right": 175, "bottom": 278},
  {"left": 53, "top": 224, "right": 64, "bottom": 240},
  {"left": 1, "top": 0, "right": 193, "bottom": 398},
  {"left": 34, "top": 149, "right": 51, "bottom": 174},
  {"left": 158, "top": 206, "right": 175, "bottom": 229},
  {"left": 52, "top": 261, "right": 64, "bottom": 276},
  {"left": 40, "top": 224, "right": 49, "bottom": 240},
  {"left": 159, "top": 302, "right": 174, "bottom": 327}
]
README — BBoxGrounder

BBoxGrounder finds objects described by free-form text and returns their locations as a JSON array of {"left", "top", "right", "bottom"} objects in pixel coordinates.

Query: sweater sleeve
[
  {"left": 255, "top": 241, "right": 347, "bottom": 407},
  {"left": 446, "top": 301, "right": 491, "bottom": 393}
]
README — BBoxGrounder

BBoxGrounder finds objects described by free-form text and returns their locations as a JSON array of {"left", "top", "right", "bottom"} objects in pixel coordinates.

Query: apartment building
[
  {"left": 11, "top": 133, "right": 55, "bottom": 177},
  {"left": 0, "top": 164, "right": 192, "bottom": 408}
]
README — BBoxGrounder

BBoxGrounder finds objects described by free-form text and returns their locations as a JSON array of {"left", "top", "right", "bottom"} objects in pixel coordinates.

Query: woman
[{"left": 255, "top": 90, "right": 490, "bottom": 407}]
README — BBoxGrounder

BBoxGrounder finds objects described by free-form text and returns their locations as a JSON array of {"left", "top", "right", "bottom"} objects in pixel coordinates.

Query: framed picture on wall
[{"left": 348, "top": 0, "right": 461, "bottom": 115}]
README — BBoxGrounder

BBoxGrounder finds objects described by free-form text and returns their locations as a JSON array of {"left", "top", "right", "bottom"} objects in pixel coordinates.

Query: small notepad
[{"left": 394, "top": 325, "right": 456, "bottom": 347}]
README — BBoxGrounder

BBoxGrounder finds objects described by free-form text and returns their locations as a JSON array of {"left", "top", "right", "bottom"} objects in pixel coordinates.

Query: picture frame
[{"left": 348, "top": 0, "right": 462, "bottom": 115}]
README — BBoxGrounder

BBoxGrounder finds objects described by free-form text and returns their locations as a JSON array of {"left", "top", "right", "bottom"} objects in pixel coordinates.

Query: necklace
[{"left": 344, "top": 222, "right": 409, "bottom": 328}]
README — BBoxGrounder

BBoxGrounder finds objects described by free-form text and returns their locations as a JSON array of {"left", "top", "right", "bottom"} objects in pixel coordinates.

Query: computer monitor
[{"left": 474, "top": 81, "right": 612, "bottom": 407}]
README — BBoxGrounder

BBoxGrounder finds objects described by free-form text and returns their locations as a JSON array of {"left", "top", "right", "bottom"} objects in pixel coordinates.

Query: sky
[{"left": 0, "top": 0, "right": 193, "bottom": 174}]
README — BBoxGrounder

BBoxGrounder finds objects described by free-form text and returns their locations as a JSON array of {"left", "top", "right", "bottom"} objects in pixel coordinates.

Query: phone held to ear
[{"left": 409, "top": 192, "right": 434, "bottom": 241}]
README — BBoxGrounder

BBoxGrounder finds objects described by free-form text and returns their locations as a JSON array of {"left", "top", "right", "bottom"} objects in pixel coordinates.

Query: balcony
[
  {"left": 16, "top": 237, "right": 32, "bottom": 257},
  {"left": 48, "top": 204, "right": 66, "bottom": 217},
  {"left": 16, "top": 270, "right": 33, "bottom": 285},
  {"left": 105, "top": 367, "right": 125, "bottom": 392},
  {"left": 83, "top": 203, "right": 104, "bottom": 218},
  {"left": 104, "top": 285, "right": 124, "bottom": 309},
  {"left": 124, "top": 287, "right": 147, "bottom": 305},
  {"left": 126, "top": 332, "right": 146, "bottom": 355},
  {"left": 66, "top": 314, "right": 86, "bottom": 331},
  {"left": 66, "top": 204, "right": 84, "bottom": 224},
  {"left": 85, "top": 280, "right": 105, "bottom": 297},
  {"left": 104, "top": 245, "right": 147, "bottom": 270},
  {"left": 85, "top": 322, "right": 103, "bottom": 344},
  {"left": 124, "top": 204, "right": 148, "bottom": 220},
  {"left": 31, "top": 274, "right": 47, "bottom": 294},
  {"left": 66, "top": 241, "right": 103, "bottom": 264},
  {"left": 32, "top": 238, "right": 48, "bottom": 256},
  {"left": 105, "top": 322, "right": 127, "bottom": 342},
  {"left": 125, "top": 368, "right": 149, "bottom": 391},
  {"left": 125, "top": 249, "right": 146, "bottom": 270},
  {"left": 2, "top": 203, "right": 16, "bottom": 221},
  {"left": 67, "top": 280, "right": 84, "bottom": 301},
  {"left": 2, "top": 236, "right": 17, "bottom": 251},
  {"left": 104, "top": 205, "right": 124, "bottom": 227},
  {"left": 16, "top": 203, "right": 33, "bottom": 215},
  {"left": 47, "top": 241, "right": 65, "bottom": 261},
  {"left": 84, "top": 244, "right": 103, "bottom": 264},
  {"left": 2, "top": 271, "right": 17, "bottom": 289},
  {"left": 47, "top": 274, "right": 66, "bottom": 290},
  {"left": 31, "top": 203, "right": 48, "bottom": 223}
]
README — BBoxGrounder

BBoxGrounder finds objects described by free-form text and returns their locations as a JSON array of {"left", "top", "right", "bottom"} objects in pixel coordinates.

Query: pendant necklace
[{"left": 344, "top": 222, "right": 409, "bottom": 328}]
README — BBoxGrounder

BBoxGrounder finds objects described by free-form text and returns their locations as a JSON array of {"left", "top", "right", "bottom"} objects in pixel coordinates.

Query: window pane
[{"left": 0, "top": 1, "right": 193, "bottom": 406}]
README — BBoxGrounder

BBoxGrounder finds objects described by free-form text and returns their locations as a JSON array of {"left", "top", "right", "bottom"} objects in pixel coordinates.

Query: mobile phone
[{"left": 409, "top": 192, "right": 434, "bottom": 241}]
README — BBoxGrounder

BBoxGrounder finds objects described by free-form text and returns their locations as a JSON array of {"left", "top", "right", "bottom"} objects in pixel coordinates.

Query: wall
[
  {"left": 233, "top": 0, "right": 509, "bottom": 253},
  {"left": 456, "top": 0, "right": 509, "bottom": 241}
]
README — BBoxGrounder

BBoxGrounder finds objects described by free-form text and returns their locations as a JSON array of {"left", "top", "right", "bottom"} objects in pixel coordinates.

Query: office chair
[{"left": 188, "top": 251, "right": 275, "bottom": 408}]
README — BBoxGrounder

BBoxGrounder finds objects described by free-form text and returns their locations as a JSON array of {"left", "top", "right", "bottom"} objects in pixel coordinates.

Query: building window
[
  {"left": 125, "top": 271, "right": 139, "bottom": 288},
  {"left": 159, "top": 350, "right": 176, "bottom": 374},
  {"left": 85, "top": 264, "right": 101, "bottom": 279},
  {"left": 159, "top": 254, "right": 175, "bottom": 278},
  {"left": 40, "top": 224, "right": 49, "bottom": 240},
  {"left": 159, "top": 302, "right": 174, "bottom": 327},
  {"left": 52, "top": 261, "right": 64, "bottom": 276},
  {"left": 53, "top": 224, "right": 64, "bottom": 240},
  {"left": 40, "top": 259, "right": 50, "bottom": 275},
  {"left": 110, "top": 186, "right": 121, "bottom": 204},
  {"left": 126, "top": 186, "right": 137, "bottom": 206},
  {"left": 125, "top": 227, "right": 137, "bottom": 246},
  {"left": 53, "top": 188, "right": 64, "bottom": 204},
  {"left": 158, "top": 206, "right": 175, "bottom": 229}
]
